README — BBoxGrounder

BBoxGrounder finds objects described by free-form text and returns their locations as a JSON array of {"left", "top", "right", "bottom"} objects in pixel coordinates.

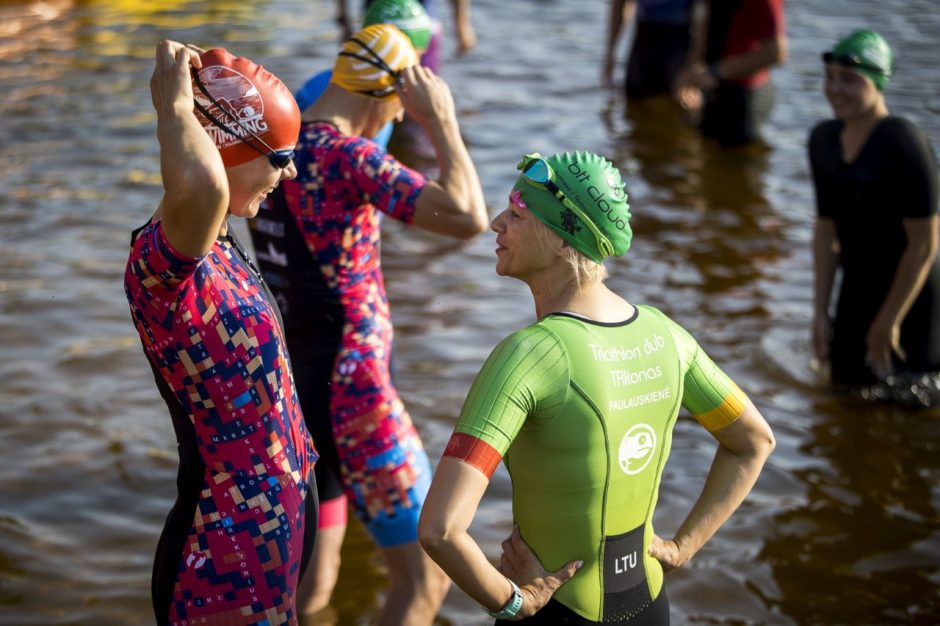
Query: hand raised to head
[
  {"left": 150, "top": 40, "right": 204, "bottom": 114},
  {"left": 395, "top": 65, "right": 456, "bottom": 129}
]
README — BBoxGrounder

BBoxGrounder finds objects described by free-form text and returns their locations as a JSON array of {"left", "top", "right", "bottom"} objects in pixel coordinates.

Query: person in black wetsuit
[
  {"left": 810, "top": 29, "right": 940, "bottom": 386},
  {"left": 602, "top": 0, "right": 701, "bottom": 100},
  {"left": 674, "top": 0, "right": 786, "bottom": 147}
]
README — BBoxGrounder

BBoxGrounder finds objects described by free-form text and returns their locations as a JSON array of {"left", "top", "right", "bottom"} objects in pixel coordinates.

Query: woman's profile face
[
  {"left": 227, "top": 150, "right": 297, "bottom": 219},
  {"left": 823, "top": 63, "right": 882, "bottom": 121},
  {"left": 490, "top": 190, "right": 559, "bottom": 279}
]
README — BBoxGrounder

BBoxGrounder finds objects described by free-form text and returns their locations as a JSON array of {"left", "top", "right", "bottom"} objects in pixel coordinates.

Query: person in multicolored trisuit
[
  {"left": 294, "top": 0, "right": 435, "bottom": 150},
  {"left": 247, "top": 24, "right": 487, "bottom": 625},
  {"left": 810, "top": 30, "right": 940, "bottom": 386},
  {"left": 124, "top": 42, "right": 318, "bottom": 626},
  {"left": 418, "top": 151, "right": 775, "bottom": 624}
]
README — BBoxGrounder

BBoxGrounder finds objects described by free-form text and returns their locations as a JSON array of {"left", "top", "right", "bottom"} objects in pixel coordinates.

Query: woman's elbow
[
  {"left": 417, "top": 511, "right": 448, "bottom": 557},
  {"left": 452, "top": 210, "right": 489, "bottom": 240},
  {"left": 761, "top": 429, "right": 777, "bottom": 460}
]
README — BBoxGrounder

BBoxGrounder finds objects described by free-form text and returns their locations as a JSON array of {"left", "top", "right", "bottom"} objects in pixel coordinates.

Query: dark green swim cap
[
  {"left": 511, "top": 151, "right": 631, "bottom": 263},
  {"left": 364, "top": 0, "right": 432, "bottom": 53},
  {"left": 825, "top": 29, "right": 893, "bottom": 91}
]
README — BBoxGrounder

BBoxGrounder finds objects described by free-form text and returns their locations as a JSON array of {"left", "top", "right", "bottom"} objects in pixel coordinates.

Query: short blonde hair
[{"left": 531, "top": 217, "right": 609, "bottom": 288}]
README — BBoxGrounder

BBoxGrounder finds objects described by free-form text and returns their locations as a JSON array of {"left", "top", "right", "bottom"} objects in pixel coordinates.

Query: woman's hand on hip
[
  {"left": 499, "top": 526, "right": 583, "bottom": 619},
  {"left": 649, "top": 534, "right": 684, "bottom": 572}
]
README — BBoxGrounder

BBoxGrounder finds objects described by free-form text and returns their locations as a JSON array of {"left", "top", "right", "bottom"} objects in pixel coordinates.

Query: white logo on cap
[{"left": 195, "top": 65, "right": 270, "bottom": 149}]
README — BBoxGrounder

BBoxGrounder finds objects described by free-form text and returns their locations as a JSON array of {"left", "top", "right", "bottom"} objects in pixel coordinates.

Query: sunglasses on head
[
  {"left": 191, "top": 70, "right": 295, "bottom": 170},
  {"left": 339, "top": 36, "right": 404, "bottom": 98},
  {"left": 519, "top": 154, "right": 615, "bottom": 259},
  {"left": 821, "top": 51, "right": 884, "bottom": 74}
]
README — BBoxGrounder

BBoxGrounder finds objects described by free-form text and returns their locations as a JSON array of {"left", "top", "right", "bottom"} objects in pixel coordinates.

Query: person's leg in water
[
  {"left": 347, "top": 400, "right": 450, "bottom": 625},
  {"left": 296, "top": 497, "right": 449, "bottom": 625},
  {"left": 298, "top": 330, "right": 450, "bottom": 623},
  {"left": 379, "top": 541, "right": 450, "bottom": 626},
  {"left": 291, "top": 342, "right": 350, "bottom": 618},
  {"left": 297, "top": 495, "right": 348, "bottom": 616}
]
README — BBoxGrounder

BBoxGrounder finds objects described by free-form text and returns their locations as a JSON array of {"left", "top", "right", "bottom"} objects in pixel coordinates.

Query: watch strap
[{"left": 486, "top": 578, "right": 524, "bottom": 620}]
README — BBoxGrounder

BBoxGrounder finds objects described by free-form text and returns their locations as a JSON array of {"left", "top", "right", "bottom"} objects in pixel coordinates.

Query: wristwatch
[{"left": 486, "top": 578, "right": 524, "bottom": 620}]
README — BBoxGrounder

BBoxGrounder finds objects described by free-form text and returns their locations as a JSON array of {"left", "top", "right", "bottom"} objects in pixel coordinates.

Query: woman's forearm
[
  {"left": 672, "top": 443, "right": 769, "bottom": 562},
  {"left": 671, "top": 404, "right": 774, "bottom": 564},
  {"left": 418, "top": 458, "right": 516, "bottom": 613},
  {"left": 420, "top": 528, "right": 514, "bottom": 612},
  {"left": 813, "top": 219, "right": 839, "bottom": 318},
  {"left": 874, "top": 220, "right": 938, "bottom": 328}
]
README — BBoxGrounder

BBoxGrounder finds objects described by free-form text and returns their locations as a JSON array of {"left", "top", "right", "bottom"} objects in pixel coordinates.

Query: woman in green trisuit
[{"left": 418, "top": 151, "right": 775, "bottom": 624}]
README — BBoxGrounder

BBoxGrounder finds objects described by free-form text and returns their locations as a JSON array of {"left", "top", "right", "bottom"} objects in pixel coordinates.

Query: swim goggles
[
  {"left": 821, "top": 51, "right": 885, "bottom": 75},
  {"left": 338, "top": 36, "right": 404, "bottom": 98},
  {"left": 518, "top": 154, "right": 615, "bottom": 259},
  {"left": 191, "top": 69, "right": 295, "bottom": 170}
]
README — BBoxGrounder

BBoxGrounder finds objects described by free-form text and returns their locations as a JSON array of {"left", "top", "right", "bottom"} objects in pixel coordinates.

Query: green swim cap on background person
[
  {"left": 823, "top": 29, "right": 894, "bottom": 91},
  {"left": 511, "top": 151, "right": 632, "bottom": 263},
  {"left": 364, "top": 0, "right": 433, "bottom": 52}
]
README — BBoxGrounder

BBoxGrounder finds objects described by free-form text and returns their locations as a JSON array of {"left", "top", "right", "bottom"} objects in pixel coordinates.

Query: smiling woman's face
[
  {"left": 823, "top": 63, "right": 883, "bottom": 122},
  {"left": 490, "top": 190, "right": 561, "bottom": 280},
  {"left": 226, "top": 150, "right": 297, "bottom": 218}
]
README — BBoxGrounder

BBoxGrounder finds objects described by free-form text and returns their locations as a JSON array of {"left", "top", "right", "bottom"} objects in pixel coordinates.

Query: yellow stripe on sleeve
[{"left": 692, "top": 380, "right": 747, "bottom": 431}]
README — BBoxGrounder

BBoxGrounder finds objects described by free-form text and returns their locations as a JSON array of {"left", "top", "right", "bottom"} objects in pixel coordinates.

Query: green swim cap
[
  {"left": 824, "top": 29, "right": 893, "bottom": 91},
  {"left": 363, "top": 0, "right": 432, "bottom": 53},
  {"left": 511, "top": 151, "right": 632, "bottom": 263}
]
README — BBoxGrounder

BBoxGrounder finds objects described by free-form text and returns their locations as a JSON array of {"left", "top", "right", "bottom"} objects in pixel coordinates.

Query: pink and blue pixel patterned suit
[
  {"left": 126, "top": 223, "right": 317, "bottom": 626},
  {"left": 248, "top": 121, "right": 433, "bottom": 547}
]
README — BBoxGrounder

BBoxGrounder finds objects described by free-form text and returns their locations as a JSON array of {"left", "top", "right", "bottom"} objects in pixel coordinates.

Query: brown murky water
[{"left": 1, "top": 0, "right": 939, "bottom": 624}]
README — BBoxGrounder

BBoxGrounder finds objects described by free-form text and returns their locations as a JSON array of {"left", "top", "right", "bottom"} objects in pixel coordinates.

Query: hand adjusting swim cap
[
  {"left": 191, "top": 48, "right": 300, "bottom": 168},
  {"left": 511, "top": 151, "right": 632, "bottom": 263},
  {"left": 331, "top": 24, "right": 419, "bottom": 97},
  {"left": 364, "top": 0, "right": 433, "bottom": 53},
  {"left": 823, "top": 29, "right": 894, "bottom": 91}
]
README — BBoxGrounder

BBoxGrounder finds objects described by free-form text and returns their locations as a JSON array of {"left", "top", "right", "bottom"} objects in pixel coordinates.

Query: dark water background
[{"left": 1, "top": 0, "right": 939, "bottom": 624}]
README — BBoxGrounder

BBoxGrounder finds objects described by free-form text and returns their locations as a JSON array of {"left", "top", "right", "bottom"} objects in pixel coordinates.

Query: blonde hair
[{"left": 531, "top": 217, "right": 609, "bottom": 289}]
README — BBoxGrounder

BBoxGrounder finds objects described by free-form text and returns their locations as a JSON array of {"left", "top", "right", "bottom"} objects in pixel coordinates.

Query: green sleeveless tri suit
[{"left": 442, "top": 306, "right": 747, "bottom": 622}]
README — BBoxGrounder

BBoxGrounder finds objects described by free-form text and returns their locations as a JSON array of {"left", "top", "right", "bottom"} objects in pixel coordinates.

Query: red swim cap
[{"left": 192, "top": 48, "right": 300, "bottom": 167}]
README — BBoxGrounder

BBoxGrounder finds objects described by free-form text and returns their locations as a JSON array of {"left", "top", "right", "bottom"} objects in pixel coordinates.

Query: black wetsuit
[
  {"left": 624, "top": 0, "right": 693, "bottom": 100},
  {"left": 809, "top": 116, "right": 940, "bottom": 385}
]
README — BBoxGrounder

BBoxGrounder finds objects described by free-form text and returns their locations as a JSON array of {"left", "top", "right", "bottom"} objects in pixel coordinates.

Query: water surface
[{"left": 1, "top": 0, "right": 938, "bottom": 624}]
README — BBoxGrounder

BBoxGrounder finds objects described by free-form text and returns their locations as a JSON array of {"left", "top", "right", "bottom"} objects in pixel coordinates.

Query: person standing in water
[
  {"left": 674, "top": 0, "right": 787, "bottom": 147},
  {"left": 810, "top": 30, "right": 940, "bottom": 386},
  {"left": 602, "top": 0, "right": 702, "bottom": 100},
  {"left": 125, "top": 41, "right": 317, "bottom": 625},
  {"left": 418, "top": 151, "right": 775, "bottom": 624},
  {"left": 248, "top": 24, "right": 487, "bottom": 625}
]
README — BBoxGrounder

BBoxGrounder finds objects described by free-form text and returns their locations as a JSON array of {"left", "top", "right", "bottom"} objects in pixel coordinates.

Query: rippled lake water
[{"left": 1, "top": 0, "right": 939, "bottom": 624}]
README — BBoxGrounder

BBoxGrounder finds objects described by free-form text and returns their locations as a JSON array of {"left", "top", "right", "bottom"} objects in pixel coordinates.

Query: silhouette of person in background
[
  {"left": 674, "top": 0, "right": 786, "bottom": 147},
  {"left": 335, "top": 0, "right": 476, "bottom": 60},
  {"left": 603, "top": 0, "right": 703, "bottom": 101}
]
